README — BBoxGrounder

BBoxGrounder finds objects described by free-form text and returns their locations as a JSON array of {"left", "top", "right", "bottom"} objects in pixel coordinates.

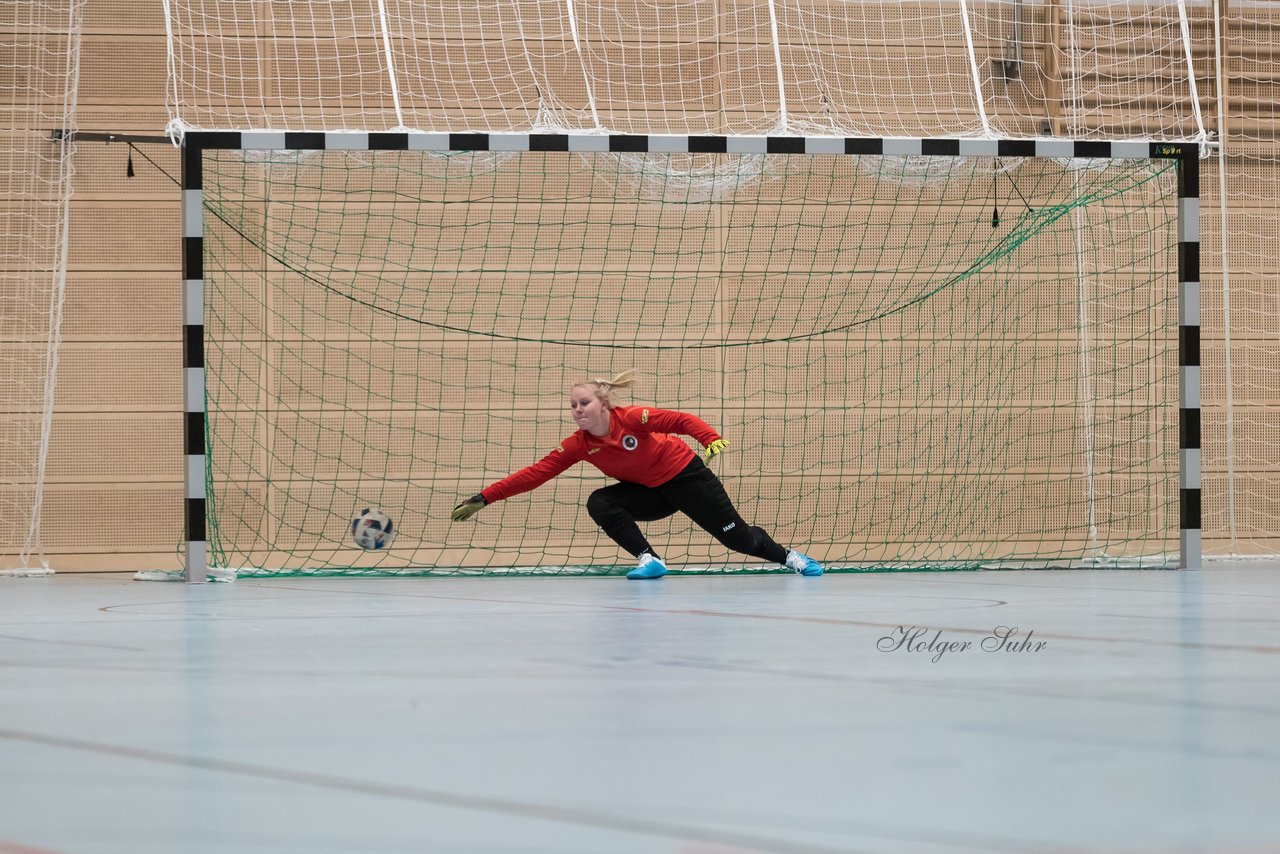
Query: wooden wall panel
[
  {"left": 37, "top": 484, "right": 183, "bottom": 553},
  {"left": 1202, "top": 340, "right": 1280, "bottom": 407},
  {"left": 41, "top": 414, "right": 183, "bottom": 483},
  {"left": 60, "top": 274, "right": 180, "bottom": 342},
  {"left": 78, "top": 36, "right": 169, "bottom": 109},
  {"left": 72, "top": 144, "right": 179, "bottom": 199},
  {"left": 52, "top": 344, "right": 183, "bottom": 412},
  {"left": 82, "top": 0, "right": 167, "bottom": 34},
  {"left": 66, "top": 202, "right": 179, "bottom": 271}
]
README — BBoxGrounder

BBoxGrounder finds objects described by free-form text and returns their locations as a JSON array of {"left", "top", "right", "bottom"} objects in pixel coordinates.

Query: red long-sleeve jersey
[{"left": 480, "top": 405, "right": 722, "bottom": 503}]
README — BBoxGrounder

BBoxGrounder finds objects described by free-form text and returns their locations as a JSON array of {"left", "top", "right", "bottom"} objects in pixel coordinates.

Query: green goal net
[{"left": 195, "top": 146, "right": 1179, "bottom": 576}]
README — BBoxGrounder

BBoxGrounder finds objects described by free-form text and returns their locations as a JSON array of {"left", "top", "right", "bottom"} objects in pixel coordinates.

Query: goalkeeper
[{"left": 450, "top": 370, "right": 823, "bottom": 579}]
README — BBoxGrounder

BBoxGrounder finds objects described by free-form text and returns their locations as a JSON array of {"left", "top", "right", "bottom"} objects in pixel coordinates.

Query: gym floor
[{"left": 2, "top": 562, "right": 1277, "bottom": 853}]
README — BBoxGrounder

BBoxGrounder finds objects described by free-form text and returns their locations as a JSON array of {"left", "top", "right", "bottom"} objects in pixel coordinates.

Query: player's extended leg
[
  {"left": 661, "top": 458, "right": 823, "bottom": 575},
  {"left": 585, "top": 482, "right": 677, "bottom": 578}
]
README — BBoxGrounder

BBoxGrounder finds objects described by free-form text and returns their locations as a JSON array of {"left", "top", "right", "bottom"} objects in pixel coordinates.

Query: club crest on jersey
[{"left": 621, "top": 434, "right": 639, "bottom": 451}]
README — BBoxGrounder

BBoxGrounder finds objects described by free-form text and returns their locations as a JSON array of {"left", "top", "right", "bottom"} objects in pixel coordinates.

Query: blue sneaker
[
  {"left": 627, "top": 553, "right": 668, "bottom": 580},
  {"left": 786, "top": 551, "right": 824, "bottom": 576}
]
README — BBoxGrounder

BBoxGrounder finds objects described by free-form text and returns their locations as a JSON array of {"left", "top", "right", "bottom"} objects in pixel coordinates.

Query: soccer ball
[{"left": 350, "top": 507, "right": 395, "bottom": 550}]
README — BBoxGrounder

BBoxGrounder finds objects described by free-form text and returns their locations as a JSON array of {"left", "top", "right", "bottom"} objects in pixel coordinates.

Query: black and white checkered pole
[
  {"left": 1168, "top": 143, "right": 1202, "bottom": 570},
  {"left": 180, "top": 138, "right": 209, "bottom": 582}
]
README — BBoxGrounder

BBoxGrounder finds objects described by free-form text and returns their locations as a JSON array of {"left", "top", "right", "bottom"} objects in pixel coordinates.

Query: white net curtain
[{"left": 162, "top": 0, "right": 1213, "bottom": 141}]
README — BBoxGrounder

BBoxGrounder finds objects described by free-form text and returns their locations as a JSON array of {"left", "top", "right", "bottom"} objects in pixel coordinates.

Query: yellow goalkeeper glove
[
  {"left": 702, "top": 438, "right": 728, "bottom": 463},
  {"left": 451, "top": 494, "right": 487, "bottom": 522}
]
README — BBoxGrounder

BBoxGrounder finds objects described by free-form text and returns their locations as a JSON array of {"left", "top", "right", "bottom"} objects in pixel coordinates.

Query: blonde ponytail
[{"left": 575, "top": 369, "right": 637, "bottom": 407}]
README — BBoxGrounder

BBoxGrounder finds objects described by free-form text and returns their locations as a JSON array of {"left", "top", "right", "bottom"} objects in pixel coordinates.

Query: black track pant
[{"left": 584, "top": 456, "right": 789, "bottom": 565}]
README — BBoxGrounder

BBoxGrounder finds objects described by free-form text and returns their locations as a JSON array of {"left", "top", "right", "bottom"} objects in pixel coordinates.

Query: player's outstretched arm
[
  {"left": 449, "top": 442, "right": 581, "bottom": 520},
  {"left": 451, "top": 494, "right": 487, "bottom": 521}
]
